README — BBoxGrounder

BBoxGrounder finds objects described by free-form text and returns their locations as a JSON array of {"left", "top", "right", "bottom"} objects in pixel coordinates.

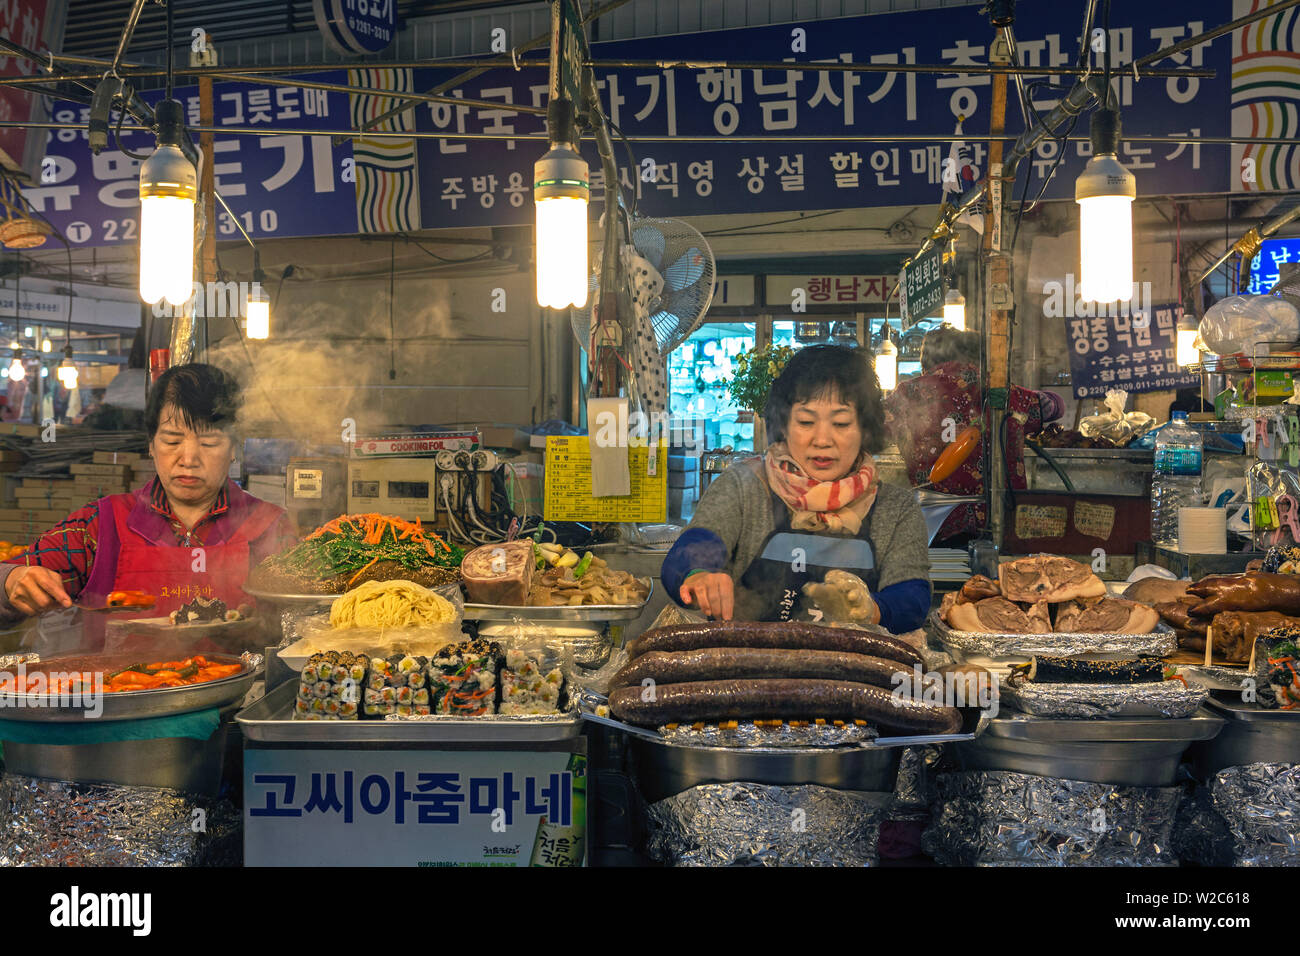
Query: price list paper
[{"left": 543, "top": 437, "right": 667, "bottom": 522}]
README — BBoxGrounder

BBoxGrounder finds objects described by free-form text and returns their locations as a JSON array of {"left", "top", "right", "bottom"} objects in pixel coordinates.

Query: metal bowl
[
  {"left": 0, "top": 653, "right": 258, "bottom": 722},
  {"left": 1189, "top": 697, "right": 1300, "bottom": 775},
  {"left": 629, "top": 737, "right": 901, "bottom": 802}
]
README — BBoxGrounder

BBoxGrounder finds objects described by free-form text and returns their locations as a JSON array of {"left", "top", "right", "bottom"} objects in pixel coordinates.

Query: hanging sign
[
  {"left": 898, "top": 246, "right": 944, "bottom": 325},
  {"left": 1064, "top": 301, "right": 1199, "bottom": 398},
  {"left": 313, "top": 0, "right": 396, "bottom": 56}
]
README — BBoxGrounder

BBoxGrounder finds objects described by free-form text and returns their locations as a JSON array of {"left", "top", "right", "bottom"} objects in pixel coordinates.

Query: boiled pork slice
[
  {"left": 461, "top": 540, "right": 535, "bottom": 606},
  {"left": 1053, "top": 597, "right": 1159, "bottom": 634},
  {"left": 946, "top": 596, "right": 1052, "bottom": 634},
  {"left": 998, "top": 554, "right": 1106, "bottom": 604},
  {"left": 959, "top": 574, "right": 1001, "bottom": 602}
]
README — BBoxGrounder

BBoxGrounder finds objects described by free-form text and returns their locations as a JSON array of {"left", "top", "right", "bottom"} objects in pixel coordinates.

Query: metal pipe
[
  {"left": 108, "top": 0, "right": 149, "bottom": 79},
  {"left": 1134, "top": 0, "right": 1300, "bottom": 69},
  {"left": 0, "top": 58, "right": 1215, "bottom": 87},
  {"left": 1195, "top": 203, "right": 1300, "bottom": 286},
  {"left": 4, "top": 118, "right": 1292, "bottom": 146}
]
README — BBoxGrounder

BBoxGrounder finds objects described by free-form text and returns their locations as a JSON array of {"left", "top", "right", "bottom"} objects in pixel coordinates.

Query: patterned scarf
[{"left": 763, "top": 441, "right": 879, "bottom": 536}]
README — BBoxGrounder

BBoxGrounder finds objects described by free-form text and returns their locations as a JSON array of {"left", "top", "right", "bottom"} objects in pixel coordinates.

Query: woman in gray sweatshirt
[{"left": 660, "top": 345, "right": 932, "bottom": 631}]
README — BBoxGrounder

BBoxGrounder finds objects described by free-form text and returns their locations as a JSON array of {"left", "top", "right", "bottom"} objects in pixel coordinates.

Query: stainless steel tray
[
  {"left": 1205, "top": 696, "right": 1300, "bottom": 723},
  {"left": 929, "top": 610, "right": 1177, "bottom": 660},
  {"left": 248, "top": 581, "right": 654, "bottom": 623},
  {"left": 464, "top": 580, "right": 653, "bottom": 622},
  {"left": 0, "top": 653, "right": 258, "bottom": 723},
  {"left": 984, "top": 710, "right": 1225, "bottom": 742},
  {"left": 949, "top": 709, "right": 1226, "bottom": 786},
  {"left": 237, "top": 680, "right": 582, "bottom": 743}
]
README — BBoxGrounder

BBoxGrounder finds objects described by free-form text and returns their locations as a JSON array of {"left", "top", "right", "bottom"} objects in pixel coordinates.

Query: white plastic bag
[
  {"left": 1079, "top": 389, "right": 1155, "bottom": 444},
  {"left": 1198, "top": 294, "right": 1300, "bottom": 357}
]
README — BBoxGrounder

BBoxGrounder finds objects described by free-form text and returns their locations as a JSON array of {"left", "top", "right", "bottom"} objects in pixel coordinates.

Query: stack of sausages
[{"left": 607, "top": 621, "right": 962, "bottom": 735}]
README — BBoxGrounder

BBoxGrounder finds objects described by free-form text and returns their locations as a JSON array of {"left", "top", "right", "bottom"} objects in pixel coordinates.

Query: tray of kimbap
[{"left": 237, "top": 642, "right": 582, "bottom": 742}]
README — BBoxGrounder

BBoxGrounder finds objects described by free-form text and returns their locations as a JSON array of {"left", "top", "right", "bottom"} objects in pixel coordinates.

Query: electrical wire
[
  {"left": 406, "top": 237, "right": 496, "bottom": 265},
  {"left": 113, "top": 106, "right": 149, "bottom": 160}
]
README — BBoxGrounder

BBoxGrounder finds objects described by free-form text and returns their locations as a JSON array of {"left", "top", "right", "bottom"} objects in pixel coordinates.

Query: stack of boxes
[
  {"left": 0, "top": 452, "right": 151, "bottom": 546},
  {"left": 668, "top": 417, "right": 705, "bottom": 522}
]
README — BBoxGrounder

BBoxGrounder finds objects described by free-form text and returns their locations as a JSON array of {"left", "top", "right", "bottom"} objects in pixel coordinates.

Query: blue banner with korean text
[
  {"left": 27, "top": 76, "right": 357, "bottom": 247},
  {"left": 1065, "top": 302, "right": 1199, "bottom": 399},
  {"left": 416, "top": 1, "right": 1230, "bottom": 228},
  {"left": 24, "top": 2, "right": 1234, "bottom": 244}
]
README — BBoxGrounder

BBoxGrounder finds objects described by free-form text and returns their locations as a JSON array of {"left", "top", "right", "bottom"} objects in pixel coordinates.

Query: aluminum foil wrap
[
  {"left": 1002, "top": 680, "right": 1208, "bottom": 719},
  {"left": 891, "top": 745, "right": 942, "bottom": 816},
  {"left": 1208, "top": 762, "right": 1300, "bottom": 865},
  {"left": 656, "top": 721, "right": 877, "bottom": 748},
  {"left": 0, "top": 774, "right": 242, "bottom": 866},
  {"left": 0, "top": 654, "right": 38, "bottom": 669},
  {"left": 645, "top": 782, "right": 889, "bottom": 866},
  {"left": 929, "top": 611, "right": 1176, "bottom": 661},
  {"left": 923, "top": 770, "right": 1183, "bottom": 866}
]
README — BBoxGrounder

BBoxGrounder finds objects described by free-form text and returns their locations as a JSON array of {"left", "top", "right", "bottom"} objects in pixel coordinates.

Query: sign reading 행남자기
[
  {"left": 1064, "top": 302, "right": 1198, "bottom": 399},
  {"left": 766, "top": 274, "right": 898, "bottom": 306},
  {"left": 898, "top": 246, "right": 944, "bottom": 324}
]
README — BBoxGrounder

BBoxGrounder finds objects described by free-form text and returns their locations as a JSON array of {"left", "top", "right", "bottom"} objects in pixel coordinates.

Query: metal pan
[
  {"left": 463, "top": 580, "right": 654, "bottom": 622},
  {"left": 237, "top": 679, "right": 581, "bottom": 743},
  {"left": 929, "top": 610, "right": 1178, "bottom": 661},
  {"left": 0, "top": 653, "right": 259, "bottom": 722}
]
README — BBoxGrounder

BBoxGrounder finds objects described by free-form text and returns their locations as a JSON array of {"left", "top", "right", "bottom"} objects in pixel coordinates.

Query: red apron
[{"left": 79, "top": 491, "right": 283, "bottom": 649}]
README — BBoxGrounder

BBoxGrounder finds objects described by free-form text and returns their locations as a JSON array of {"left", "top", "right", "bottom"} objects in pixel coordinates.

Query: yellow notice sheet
[{"left": 543, "top": 436, "right": 668, "bottom": 522}]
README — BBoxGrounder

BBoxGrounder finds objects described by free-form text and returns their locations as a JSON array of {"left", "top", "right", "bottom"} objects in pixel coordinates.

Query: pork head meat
[{"left": 998, "top": 555, "right": 1106, "bottom": 604}]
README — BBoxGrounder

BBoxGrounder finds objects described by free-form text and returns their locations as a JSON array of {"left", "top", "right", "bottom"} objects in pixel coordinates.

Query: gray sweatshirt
[{"left": 678, "top": 460, "right": 932, "bottom": 623}]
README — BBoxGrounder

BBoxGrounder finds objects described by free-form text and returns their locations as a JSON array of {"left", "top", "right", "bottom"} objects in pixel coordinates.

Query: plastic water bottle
[{"left": 1151, "top": 411, "right": 1204, "bottom": 548}]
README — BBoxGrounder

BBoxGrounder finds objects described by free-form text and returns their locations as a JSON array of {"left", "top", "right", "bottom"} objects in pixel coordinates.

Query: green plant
[{"left": 726, "top": 344, "right": 794, "bottom": 413}]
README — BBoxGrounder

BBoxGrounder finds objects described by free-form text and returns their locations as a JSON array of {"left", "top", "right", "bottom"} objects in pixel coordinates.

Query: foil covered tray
[
  {"left": 928, "top": 610, "right": 1177, "bottom": 661},
  {"left": 1001, "top": 679, "right": 1208, "bottom": 719},
  {"left": 0, "top": 652, "right": 259, "bottom": 723},
  {"left": 237, "top": 679, "right": 581, "bottom": 742}
]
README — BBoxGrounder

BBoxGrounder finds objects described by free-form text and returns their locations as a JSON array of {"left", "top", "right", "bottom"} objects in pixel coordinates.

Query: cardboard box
[
  {"left": 21, "top": 478, "right": 73, "bottom": 491},
  {"left": 70, "top": 463, "right": 132, "bottom": 478},
  {"left": 93, "top": 451, "right": 142, "bottom": 466}
]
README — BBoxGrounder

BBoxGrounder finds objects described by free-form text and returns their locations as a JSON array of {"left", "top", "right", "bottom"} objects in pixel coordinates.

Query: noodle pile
[{"left": 330, "top": 579, "right": 456, "bottom": 629}]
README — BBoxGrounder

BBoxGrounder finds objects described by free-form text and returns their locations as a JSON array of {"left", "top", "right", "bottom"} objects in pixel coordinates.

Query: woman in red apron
[{"left": 0, "top": 364, "right": 296, "bottom": 651}]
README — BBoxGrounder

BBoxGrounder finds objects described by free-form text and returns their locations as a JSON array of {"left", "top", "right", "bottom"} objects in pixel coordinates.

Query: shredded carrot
[{"left": 347, "top": 555, "right": 382, "bottom": 586}]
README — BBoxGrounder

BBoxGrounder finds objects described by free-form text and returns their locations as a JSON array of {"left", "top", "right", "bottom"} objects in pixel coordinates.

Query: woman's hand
[
  {"left": 4, "top": 565, "right": 73, "bottom": 616},
  {"left": 680, "top": 572, "right": 735, "bottom": 621}
]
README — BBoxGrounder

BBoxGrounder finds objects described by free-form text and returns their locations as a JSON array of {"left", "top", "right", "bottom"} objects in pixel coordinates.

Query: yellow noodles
[{"left": 330, "top": 579, "right": 456, "bottom": 629}]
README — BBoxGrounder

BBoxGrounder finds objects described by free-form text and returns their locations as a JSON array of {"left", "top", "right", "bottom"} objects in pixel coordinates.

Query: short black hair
[
  {"left": 763, "top": 344, "right": 886, "bottom": 453},
  {"left": 146, "top": 363, "right": 240, "bottom": 439},
  {"left": 920, "top": 326, "right": 980, "bottom": 372}
]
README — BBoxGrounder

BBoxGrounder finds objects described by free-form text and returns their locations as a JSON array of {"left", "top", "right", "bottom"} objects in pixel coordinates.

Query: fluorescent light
[
  {"left": 1075, "top": 109, "right": 1136, "bottom": 304},
  {"left": 943, "top": 288, "right": 966, "bottom": 330},
  {"left": 138, "top": 101, "right": 197, "bottom": 307},
  {"left": 534, "top": 143, "right": 590, "bottom": 309},
  {"left": 875, "top": 337, "right": 898, "bottom": 392},
  {"left": 245, "top": 283, "right": 269, "bottom": 339}
]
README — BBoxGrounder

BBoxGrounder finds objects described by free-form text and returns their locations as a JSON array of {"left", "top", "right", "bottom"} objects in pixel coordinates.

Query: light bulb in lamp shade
[
  {"left": 245, "top": 284, "right": 270, "bottom": 340},
  {"left": 534, "top": 144, "right": 590, "bottom": 309},
  {"left": 138, "top": 101, "right": 197, "bottom": 307},
  {"left": 1177, "top": 325, "right": 1201, "bottom": 368},
  {"left": 1075, "top": 109, "right": 1136, "bottom": 304},
  {"left": 57, "top": 358, "right": 77, "bottom": 389},
  {"left": 875, "top": 338, "right": 898, "bottom": 392},
  {"left": 943, "top": 289, "right": 967, "bottom": 330}
]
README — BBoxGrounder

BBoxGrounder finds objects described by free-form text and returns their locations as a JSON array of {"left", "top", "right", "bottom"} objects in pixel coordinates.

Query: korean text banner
[
  {"left": 24, "top": 2, "right": 1242, "bottom": 244},
  {"left": 1065, "top": 302, "right": 1198, "bottom": 399},
  {"left": 26, "top": 76, "right": 357, "bottom": 248},
  {"left": 416, "top": 1, "right": 1233, "bottom": 229}
]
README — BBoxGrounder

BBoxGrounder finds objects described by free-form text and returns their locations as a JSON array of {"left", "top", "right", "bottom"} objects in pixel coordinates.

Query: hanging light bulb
[
  {"left": 139, "top": 100, "right": 197, "bottom": 307},
  {"left": 40, "top": 337, "right": 51, "bottom": 353},
  {"left": 1075, "top": 108, "right": 1136, "bottom": 304},
  {"left": 7, "top": 339, "right": 17, "bottom": 350},
  {"left": 943, "top": 288, "right": 967, "bottom": 330},
  {"left": 22, "top": 326, "right": 32, "bottom": 339},
  {"left": 1176, "top": 314, "right": 1201, "bottom": 368},
  {"left": 533, "top": 98, "right": 589, "bottom": 309},
  {"left": 245, "top": 253, "right": 270, "bottom": 339},
  {"left": 8, "top": 351, "right": 22, "bottom": 380},
  {"left": 875, "top": 332, "right": 898, "bottom": 392},
  {"left": 56, "top": 345, "right": 77, "bottom": 389}
]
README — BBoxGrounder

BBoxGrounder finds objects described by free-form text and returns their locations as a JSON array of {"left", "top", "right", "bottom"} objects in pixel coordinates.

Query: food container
[
  {"left": 477, "top": 622, "right": 612, "bottom": 669},
  {"left": 1001, "top": 679, "right": 1208, "bottom": 719},
  {"left": 949, "top": 711, "right": 1225, "bottom": 787},
  {"left": 237, "top": 679, "right": 581, "bottom": 743},
  {"left": 1188, "top": 696, "right": 1300, "bottom": 775},
  {"left": 928, "top": 610, "right": 1177, "bottom": 662},
  {"left": 463, "top": 580, "right": 654, "bottom": 623},
  {"left": 629, "top": 736, "right": 903, "bottom": 802}
]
